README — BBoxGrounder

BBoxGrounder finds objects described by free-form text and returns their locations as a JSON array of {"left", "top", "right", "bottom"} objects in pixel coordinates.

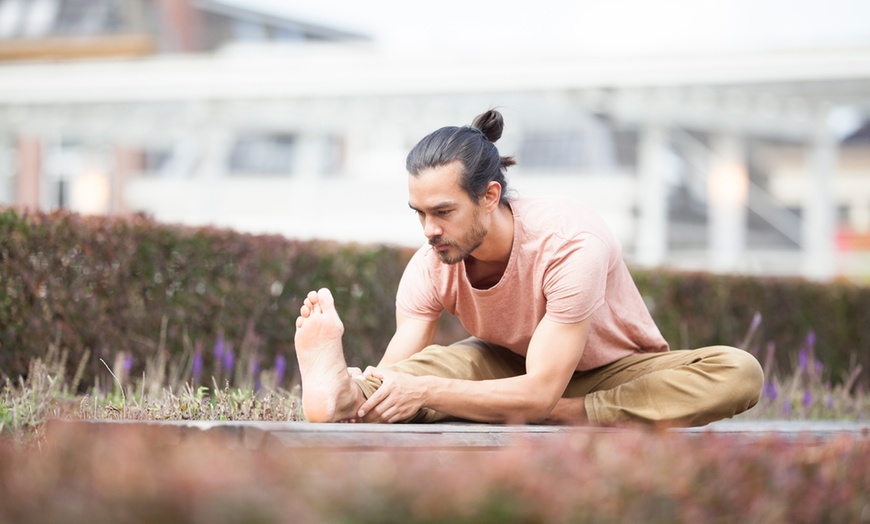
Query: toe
[
  {"left": 317, "top": 288, "right": 335, "bottom": 311},
  {"left": 307, "top": 290, "right": 319, "bottom": 305}
]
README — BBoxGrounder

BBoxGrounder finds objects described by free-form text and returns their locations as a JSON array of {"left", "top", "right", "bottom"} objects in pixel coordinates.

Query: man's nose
[{"left": 423, "top": 219, "right": 442, "bottom": 238}]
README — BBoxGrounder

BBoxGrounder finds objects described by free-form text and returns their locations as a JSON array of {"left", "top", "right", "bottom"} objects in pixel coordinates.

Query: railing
[{"left": 670, "top": 128, "right": 804, "bottom": 248}]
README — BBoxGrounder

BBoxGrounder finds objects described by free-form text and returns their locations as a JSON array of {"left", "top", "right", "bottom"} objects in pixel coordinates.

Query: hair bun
[{"left": 471, "top": 109, "right": 505, "bottom": 143}]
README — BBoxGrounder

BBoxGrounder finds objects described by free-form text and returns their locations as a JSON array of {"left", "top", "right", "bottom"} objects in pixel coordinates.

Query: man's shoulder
[
  {"left": 512, "top": 196, "right": 593, "bottom": 218},
  {"left": 512, "top": 196, "right": 609, "bottom": 237},
  {"left": 512, "top": 195, "right": 577, "bottom": 209}
]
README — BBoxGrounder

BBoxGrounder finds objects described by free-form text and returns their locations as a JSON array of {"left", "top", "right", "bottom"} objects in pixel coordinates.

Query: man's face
[{"left": 408, "top": 161, "right": 487, "bottom": 265}]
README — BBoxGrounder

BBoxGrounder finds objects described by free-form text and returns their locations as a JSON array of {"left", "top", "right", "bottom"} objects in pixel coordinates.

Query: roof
[
  {"left": 197, "top": 0, "right": 369, "bottom": 42},
  {"left": 0, "top": 44, "right": 868, "bottom": 103},
  {"left": 0, "top": 43, "right": 868, "bottom": 141}
]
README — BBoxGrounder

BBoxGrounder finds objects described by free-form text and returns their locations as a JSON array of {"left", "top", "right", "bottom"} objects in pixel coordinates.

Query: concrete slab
[
  {"left": 55, "top": 419, "right": 870, "bottom": 450},
  {"left": 679, "top": 419, "right": 870, "bottom": 438}
]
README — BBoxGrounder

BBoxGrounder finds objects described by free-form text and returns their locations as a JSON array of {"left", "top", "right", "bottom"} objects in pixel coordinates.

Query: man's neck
[{"left": 465, "top": 203, "right": 514, "bottom": 289}]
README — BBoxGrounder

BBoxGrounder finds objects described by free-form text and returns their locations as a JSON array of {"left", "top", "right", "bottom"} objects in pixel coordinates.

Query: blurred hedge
[
  {"left": 1, "top": 207, "right": 868, "bottom": 389},
  {"left": 633, "top": 270, "right": 870, "bottom": 383},
  {"left": 0, "top": 208, "right": 411, "bottom": 389}
]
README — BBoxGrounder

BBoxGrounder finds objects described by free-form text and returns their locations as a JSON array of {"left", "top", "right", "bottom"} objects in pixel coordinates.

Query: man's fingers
[
  {"left": 362, "top": 366, "right": 381, "bottom": 378},
  {"left": 358, "top": 382, "right": 389, "bottom": 418},
  {"left": 358, "top": 368, "right": 398, "bottom": 419},
  {"left": 361, "top": 401, "right": 391, "bottom": 423},
  {"left": 356, "top": 369, "right": 412, "bottom": 422},
  {"left": 383, "top": 407, "right": 408, "bottom": 424}
]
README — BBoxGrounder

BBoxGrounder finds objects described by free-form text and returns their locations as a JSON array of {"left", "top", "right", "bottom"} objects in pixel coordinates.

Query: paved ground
[{"left": 64, "top": 419, "right": 870, "bottom": 450}]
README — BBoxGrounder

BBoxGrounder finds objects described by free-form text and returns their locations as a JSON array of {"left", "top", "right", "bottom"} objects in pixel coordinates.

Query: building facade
[{"left": 1, "top": 2, "right": 869, "bottom": 281}]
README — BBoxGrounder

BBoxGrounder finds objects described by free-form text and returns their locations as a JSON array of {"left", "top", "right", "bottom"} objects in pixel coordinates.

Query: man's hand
[{"left": 357, "top": 367, "right": 427, "bottom": 423}]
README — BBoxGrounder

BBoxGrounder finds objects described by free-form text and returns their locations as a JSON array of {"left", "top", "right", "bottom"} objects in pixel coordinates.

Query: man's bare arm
[
  {"left": 359, "top": 316, "right": 590, "bottom": 423},
  {"left": 376, "top": 312, "right": 439, "bottom": 367}
]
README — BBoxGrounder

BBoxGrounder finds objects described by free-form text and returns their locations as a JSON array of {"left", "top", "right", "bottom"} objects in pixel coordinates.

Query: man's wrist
[{"left": 417, "top": 374, "right": 443, "bottom": 410}]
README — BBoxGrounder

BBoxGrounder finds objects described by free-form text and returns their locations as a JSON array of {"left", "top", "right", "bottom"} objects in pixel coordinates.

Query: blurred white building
[{"left": 1, "top": 0, "right": 869, "bottom": 281}]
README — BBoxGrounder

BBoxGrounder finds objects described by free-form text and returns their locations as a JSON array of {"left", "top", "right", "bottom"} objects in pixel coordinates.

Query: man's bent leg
[
  {"left": 354, "top": 338, "right": 527, "bottom": 423},
  {"left": 562, "top": 346, "right": 763, "bottom": 427}
]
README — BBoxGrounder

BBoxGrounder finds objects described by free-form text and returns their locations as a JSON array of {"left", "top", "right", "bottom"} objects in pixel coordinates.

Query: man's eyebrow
[{"left": 408, "top": 201, "right": 456, "bottom": 212}]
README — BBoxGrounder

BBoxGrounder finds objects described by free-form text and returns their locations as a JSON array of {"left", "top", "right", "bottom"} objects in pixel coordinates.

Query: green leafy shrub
[
  {"left": 0, "top": 208, "right": 409, "bottom": 389},
  {"left": 633, "top": 270, "right": 870, "bottom": 385},
  {"left": 2, "top": 206, "right": 868, "bottom": 389}
]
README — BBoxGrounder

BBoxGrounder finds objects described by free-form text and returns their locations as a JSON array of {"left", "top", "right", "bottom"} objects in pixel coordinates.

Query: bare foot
[{"left": 294, "top": 288, "right": 365, "bottom": 422}]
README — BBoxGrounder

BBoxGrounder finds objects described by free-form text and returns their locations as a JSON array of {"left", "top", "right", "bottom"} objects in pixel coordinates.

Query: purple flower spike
[
  {"left": 123, "top": 355, "right": 134, "bottom": 376},
  {"left": 249, "top": 357, "right": 261, "bottom": 391},
  {"left": 750, "top": 312, "right": 762, "bottom": 332},
  {"left": 214, "top": 336, "right": 225, "bottom": 361},
  {"left": 192, "top": 349, "right": 203, "bottom": 384},
  {"left": 223, "top": 344, "right": 235, "bottom": 377},
  {"left": 764, "top": 382, "right": 778, "bottom": 401},
  {"left": 275, "top": 355, "right": 287, "bottom": 386},
  {"left": 798, "top": 348, "right": 808, "bottom": 371},
  {"left": 803, "top": 388, "right": 813, "bottom": 408},
  {"left": 806, "top": 330, "right": 816, "bottom": 349}
]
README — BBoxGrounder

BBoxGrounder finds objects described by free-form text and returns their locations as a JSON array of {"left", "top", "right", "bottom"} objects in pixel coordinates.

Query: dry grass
[
  {"left": 0, "top": 344, "right": 303, "bottom": 446},
  {"left": 733, "top": 314, "right": 869, "bottom": 421},
  {"left": 2, "top": 317, "right": 869, "bottom": 445}
]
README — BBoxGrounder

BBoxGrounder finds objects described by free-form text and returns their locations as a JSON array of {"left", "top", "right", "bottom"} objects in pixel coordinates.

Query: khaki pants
[{"left": 354, "top": 338, "right": 764, "bottom": 426}]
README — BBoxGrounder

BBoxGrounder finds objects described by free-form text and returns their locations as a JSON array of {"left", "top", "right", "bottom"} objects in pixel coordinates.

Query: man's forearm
[
  {"left": 420, "top": 374, "right": 559, "bottom": 423},
  {"left": 377, "top": 344, "right": 423, "bottom": 367},
  {"left": 377, "top": 316, "right": 438, "bottom": 367}
]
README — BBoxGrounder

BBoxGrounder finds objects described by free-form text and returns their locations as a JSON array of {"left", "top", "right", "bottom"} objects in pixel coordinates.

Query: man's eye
[{"left": 438, "top": 210, "right": 451, "bottom": 216}]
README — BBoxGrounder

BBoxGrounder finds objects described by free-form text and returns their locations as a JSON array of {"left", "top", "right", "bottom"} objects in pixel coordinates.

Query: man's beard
[{"left": 430, "top": 217, "right": 487, "bottom": 265}]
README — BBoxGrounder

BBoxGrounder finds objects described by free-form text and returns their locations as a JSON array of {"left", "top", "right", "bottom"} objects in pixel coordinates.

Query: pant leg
[
  {"left": 353, "top": 337, "right": 527, "bottom": 423},
  {"left": 564, "top": 346, "right": 763, "bottom": 427}
]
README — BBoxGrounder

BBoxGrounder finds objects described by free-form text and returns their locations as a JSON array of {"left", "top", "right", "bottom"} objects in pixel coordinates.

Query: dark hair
[{"left": 406, "top": 109, "right": 516, "bottom": 205}]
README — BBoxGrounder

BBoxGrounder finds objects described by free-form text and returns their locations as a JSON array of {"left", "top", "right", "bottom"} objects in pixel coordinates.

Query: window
[
  {"left": 0, "top": 0, "right": 125, "bottom": 38},
  {"left": 232, "top": 18, "right": 266, "bottom": 42},
  {"left": 143, "top": 148, "right": 172, "bottom": 174},
  {"left": 54, "top": 0, "right": 123, "bottom": 35},
  {"left": 519, "top": 130, "right": 587, "bottom": 170},
  {"left": 228, "top": 134, "right": 296, "bottom": 175},
  {"left": 518, "top": 118, "right": 618, "bottom": 172},
  {"left": 22, "top": 0, "right": 58, "bottom": 37}
]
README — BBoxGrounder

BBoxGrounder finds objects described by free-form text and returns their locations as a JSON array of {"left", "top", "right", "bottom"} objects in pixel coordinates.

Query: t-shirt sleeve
[
  {"left": 395, "top": 247, "right": 443, "bottom": 321},
  {"left": 543, "top": 233, "right": 609, "bottom": 323}
]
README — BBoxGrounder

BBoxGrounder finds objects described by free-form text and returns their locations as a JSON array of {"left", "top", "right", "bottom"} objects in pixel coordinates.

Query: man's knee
[{"left": 707, "top": 345, "right": 765, "bottom": 408}]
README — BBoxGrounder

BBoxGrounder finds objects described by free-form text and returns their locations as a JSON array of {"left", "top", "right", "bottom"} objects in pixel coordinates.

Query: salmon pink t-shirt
[{"left": 396, "top": 197, "right": 668, "bottom": 371}]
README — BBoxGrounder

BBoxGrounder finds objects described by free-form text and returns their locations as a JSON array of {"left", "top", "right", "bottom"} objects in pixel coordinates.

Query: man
[{"left": 294, "top": 109, "right": 763, "bottom": 426}]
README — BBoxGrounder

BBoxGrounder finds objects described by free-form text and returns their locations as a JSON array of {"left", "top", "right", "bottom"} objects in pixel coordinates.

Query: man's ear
[{"left": 482, "top": 181, "right": 501, "bottom": 212}]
